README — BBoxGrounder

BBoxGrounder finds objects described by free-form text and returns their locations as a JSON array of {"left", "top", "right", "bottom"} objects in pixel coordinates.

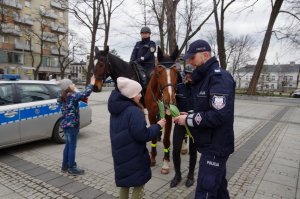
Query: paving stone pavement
[{"left": 0, "top": 89, "right": 299, "bottom": 199}]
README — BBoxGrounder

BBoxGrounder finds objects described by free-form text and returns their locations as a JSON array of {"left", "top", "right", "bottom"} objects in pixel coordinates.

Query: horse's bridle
[{"left": 155, "top": 63, "right": 176, "bottom": 101}]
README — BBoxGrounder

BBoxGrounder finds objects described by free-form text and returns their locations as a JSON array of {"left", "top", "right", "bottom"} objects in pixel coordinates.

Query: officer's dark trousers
[
  {"left": 195, "top": 154, "right": 230, "bottom": 199},
  {"left": 172, "top": 124, "right": 197, "bottom": 177}
]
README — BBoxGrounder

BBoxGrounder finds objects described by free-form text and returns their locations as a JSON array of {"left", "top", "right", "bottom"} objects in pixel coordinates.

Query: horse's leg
[
  {"left": 149, "top": 112, "right": 158, "bottom": 167},
  {"left": 161, "top": 115, "right": 172, "bottom": 174}
]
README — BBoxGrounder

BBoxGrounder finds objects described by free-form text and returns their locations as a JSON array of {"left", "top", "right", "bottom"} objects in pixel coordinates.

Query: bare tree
[
  {"left": 247, "top": 0, "right": 284, "bottom": 95},
  {"left": 177, "top": 0, "right": 214, "bottom": 55},
  {"left": 226, "top": 34, "right": 255, "bottom": 77},
  {"left": 101, "top": 0, "right": 125, "bottom": 48},
  {"left": 54, "top": 32, "right": 86, "bottom": 79},
  {"left": 212, "top": 0, "right": 236, "bottom": 70},
  {"left": 69, "top": 0, "right": 103, "bottom": 85}
]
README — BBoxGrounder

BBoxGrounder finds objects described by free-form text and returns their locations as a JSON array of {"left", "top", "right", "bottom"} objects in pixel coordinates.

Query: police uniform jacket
[
  {"left": 186, "top": 56, "right": 235, "bottom": 157},
  {"left": 130, "top": 38, "right": 156, "bottom": 70}
]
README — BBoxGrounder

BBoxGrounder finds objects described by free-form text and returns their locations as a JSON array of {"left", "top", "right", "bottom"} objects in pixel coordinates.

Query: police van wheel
[{"left": 52, "top": 121, "right": 65, "bottom": 144}]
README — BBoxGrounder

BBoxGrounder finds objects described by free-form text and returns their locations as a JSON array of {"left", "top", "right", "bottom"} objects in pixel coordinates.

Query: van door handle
[
  {"left": 49, "top": 104, "right": 58, "bottom": 110},
  {"left": 4, "top": 111, "right": 18, "bottom": 118}
]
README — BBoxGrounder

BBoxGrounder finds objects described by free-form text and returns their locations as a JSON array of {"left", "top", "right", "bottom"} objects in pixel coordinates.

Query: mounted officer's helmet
[
  {"left": 140, "top": 26, "right": 151, "bottom": 34},
  {"left": 184, "top": 64, "right": 193, "bottom": 73}
]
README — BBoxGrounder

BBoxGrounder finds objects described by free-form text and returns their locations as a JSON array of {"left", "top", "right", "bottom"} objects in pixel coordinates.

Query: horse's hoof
[
  {"left": 161, "top": 168, "right": 169, "bottom": 175},
  {"left": 181, "top": 149, "right": 188, "bottom": 155}
]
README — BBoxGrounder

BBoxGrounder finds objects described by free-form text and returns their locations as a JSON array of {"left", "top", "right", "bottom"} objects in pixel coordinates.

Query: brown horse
[{"left": 145, "top": 46, "right": 179, "bottom": 174}]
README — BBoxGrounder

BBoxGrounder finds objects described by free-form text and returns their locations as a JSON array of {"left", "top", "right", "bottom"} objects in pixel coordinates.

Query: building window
[
  {"left": 25, "top": 1, "right": 31, "bottom": 7},
  {"left": 8, "top": 52, "right": 23, "bottom": 64},
  {"left": 50, "top": 57, "right": 58, "bottom": 67},
  {"left": 0, "top": 35, "right": 9, "bottom": 43},
  {"left": 289, "top": 76, "right": 293, "bottom": 80},
  {"left": 272, "top": 76, "right": 275, "bottom": 80},
  {"left": 283, "top": 76, "right": 287, "bottom": 81},
  {"left": 59, "top": 12, "right": 63, "bottom": 18},
  {"left": 271, "top": 84, "right": 274, "bottom": 89},
  {"left": 246, "top": 76, "right": 248, "bottom": 80},
  {"left": 261, "top": 75, "right": 265, "bottom": 80}
]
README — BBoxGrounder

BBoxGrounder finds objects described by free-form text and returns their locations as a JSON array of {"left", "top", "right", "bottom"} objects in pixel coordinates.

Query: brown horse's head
[
  {"left": 154, "top": 46, "right": 180, "bottom": 107},
  {"left": 93, "top": 46, "right": 110, "bottom": 92}
]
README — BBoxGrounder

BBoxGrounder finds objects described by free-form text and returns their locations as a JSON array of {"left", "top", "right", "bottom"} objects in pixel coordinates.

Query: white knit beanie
[
  {"left": 59, "top": 79, "right": 73, "bottom": 91},
  {"left": 117, "top": 77, "right": 142, "bottom": 99}
]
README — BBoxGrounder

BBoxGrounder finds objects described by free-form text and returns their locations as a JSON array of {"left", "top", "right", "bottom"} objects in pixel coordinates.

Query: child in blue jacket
[
  {"left": 58, "top": 75, "right": 95, "bottom": 175},
  {"left": 108, "top": 77, "right": 166, "bottom": 199}
]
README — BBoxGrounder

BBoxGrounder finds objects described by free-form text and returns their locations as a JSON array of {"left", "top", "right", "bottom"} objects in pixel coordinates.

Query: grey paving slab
[
  {"left": 47, "top": 176, "right": 73, "bottom": 187},
  {"left": 257, "top": 180, "right": 296, "bottom": 199},
  {"left": 14, "top": 162, "right": 39, "bottom": 172},
  {"left": 60, "top": 181, "right": 87, "bottom": 194},
  {"left": 7, "top": 158, "right": 29, "bottom": 168},
  {"left": 74, "top": 187, "right": 104, "bottom": 199},
  {"left": 35, "top": 171, "right": 61, "bottom": 182},
  {"left": 263, "top": 171, "right": 298, "bottom": 188},
  {"left": 0, "top": 155, "right": 20, "bottom": 163},
  {"left": 24, "top": 166, "right": 50, "bottom": 177}
]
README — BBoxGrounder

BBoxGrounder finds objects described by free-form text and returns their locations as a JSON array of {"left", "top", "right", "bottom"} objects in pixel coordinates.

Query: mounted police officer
[
  {"left": 171, "top": 64, "right": 197, "bottom": 188},
  {"left": 174, "top": 40, "right": 235, "bottom": 199},
  {"left": 130, "top": 26, "right": 156, "bottom": 81}
]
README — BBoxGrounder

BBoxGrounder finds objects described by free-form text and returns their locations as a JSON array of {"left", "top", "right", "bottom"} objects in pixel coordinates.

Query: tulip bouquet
[{"left": 157, "top": 100, "right": 194, "bottom": 143}]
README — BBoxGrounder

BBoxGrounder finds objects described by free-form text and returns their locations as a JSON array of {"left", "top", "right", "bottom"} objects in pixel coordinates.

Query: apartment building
[
  {"left": 235, "top": 62, "right": 300, "bottom": 91},
  {"left": 0, "top": 0, "right": 69, "bottom": 80}
]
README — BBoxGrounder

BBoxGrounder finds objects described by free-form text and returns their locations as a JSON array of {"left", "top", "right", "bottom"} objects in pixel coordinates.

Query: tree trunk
[
  {"left": 246, "top": 0, "right": 284, "bottom": 95},
  {"left": 86, "top": 31, "right": 96, "bottom": 85},
  {"left": 165, "top": 0, "right": 180, "bottom": 53},
  {"left": 217, "top": 30, "right": 227, "bottom": 69}
]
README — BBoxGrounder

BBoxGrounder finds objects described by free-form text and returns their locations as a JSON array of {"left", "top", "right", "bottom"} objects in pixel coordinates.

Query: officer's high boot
[
  {"left": 171, "top": 150, "right": 182, "bottom": 188},
  {"left": 186, "top": 153, "right": 197, "bottom": 187}
]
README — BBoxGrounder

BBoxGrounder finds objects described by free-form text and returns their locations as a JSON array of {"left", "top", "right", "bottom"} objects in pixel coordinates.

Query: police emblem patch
[
  {"left": 194, "top": 113, "right": 202, "bottom": 125},
  {"left": 212, "top": 95, "right": 226, "bottom": 110},
  {"left": 150, "top": 47, "right": 156, "bottom": 53}
]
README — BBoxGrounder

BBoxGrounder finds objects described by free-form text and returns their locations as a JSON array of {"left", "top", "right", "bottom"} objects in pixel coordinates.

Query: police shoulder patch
[
  {"left": 150, "top": 46, "right": 156, "bottom": 53},
  {"left": 212, "top": 95, "right": 226, "bottom": 110}
]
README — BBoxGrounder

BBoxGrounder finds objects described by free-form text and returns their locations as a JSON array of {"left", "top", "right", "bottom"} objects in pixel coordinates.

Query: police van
[{"left": 0, "top": 74, "right": 92, "bottom": 149}]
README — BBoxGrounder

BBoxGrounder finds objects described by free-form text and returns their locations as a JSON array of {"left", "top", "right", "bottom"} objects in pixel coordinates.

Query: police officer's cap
[
  {"left": 184, "top": 64, "right": 193, "bottom": 73},
  {"left": 140, "top": 26, "right": 151, "bottom": 34},
  {"left": 182, "top": 40, "right": 211, "bottom": 60}
]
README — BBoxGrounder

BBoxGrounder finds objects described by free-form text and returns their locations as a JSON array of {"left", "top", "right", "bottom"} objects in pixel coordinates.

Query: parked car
[
  {"left": 0, "top": 75, "right": 92, "bottom": 149},
  {"left": 291, "top": 89, "right": 300, "bottom": 98}
]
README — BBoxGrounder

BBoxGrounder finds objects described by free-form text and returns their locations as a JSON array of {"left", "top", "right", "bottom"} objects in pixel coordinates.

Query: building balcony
[
  {"left": 0, "top": 0, "right": 23, "bottom": 9},
  {"left": 40, "top": 9, "right": 58, "bottom": 20},
  {"left": 50, "top": 22, "right": 67, "bottom": 33},
  {"left": 14, "top": 16, "right": 33, "bottom": 26},
  {"left": 15, "top": 40, "right": 30, "bottom": 51},
  {"left": 0, "top": 24, "right": 22, "bottom": 36},
  {"left": 50, "top": 0, "right": 67, "bottom": 10},
  {"left": 42, "top": 32, "right": 57, "bottom": 43},
  {"left": 51, "top": 47, "right": 68, "bottom": 56}
]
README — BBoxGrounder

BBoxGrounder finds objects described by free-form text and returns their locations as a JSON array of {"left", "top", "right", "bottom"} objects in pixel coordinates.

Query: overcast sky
[{"left": 70, "top": 0, "right": 300, "bottom": 65}]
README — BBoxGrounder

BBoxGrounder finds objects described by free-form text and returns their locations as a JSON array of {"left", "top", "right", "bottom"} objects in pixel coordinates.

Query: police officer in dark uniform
[
  {"left": 174, "top": 40, "right": 235, "bottom": 199},
  {"left": 171, "top": 64, "right": 197, "bottom": 188},
  {"left": 130, "top": 26, "right": 156, "bottom": 81}
]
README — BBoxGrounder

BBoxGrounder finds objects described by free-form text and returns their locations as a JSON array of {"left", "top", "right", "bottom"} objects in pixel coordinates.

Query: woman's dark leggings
[{"left": 172, "top": 124, "right": 197, "bottom": 178}]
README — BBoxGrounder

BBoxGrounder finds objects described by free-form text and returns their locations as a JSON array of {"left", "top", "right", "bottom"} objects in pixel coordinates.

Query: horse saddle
[{"left": 131, "top": 61, "right": 148, "bottom": 91}]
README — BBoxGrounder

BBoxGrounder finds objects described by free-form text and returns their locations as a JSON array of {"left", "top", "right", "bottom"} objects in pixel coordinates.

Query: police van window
[
  {"left": 19, "top": 84, "right": 51, "bottom": 103},
  {"left": 0, "top": 84, "right": 14, "bottom": 106}
]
